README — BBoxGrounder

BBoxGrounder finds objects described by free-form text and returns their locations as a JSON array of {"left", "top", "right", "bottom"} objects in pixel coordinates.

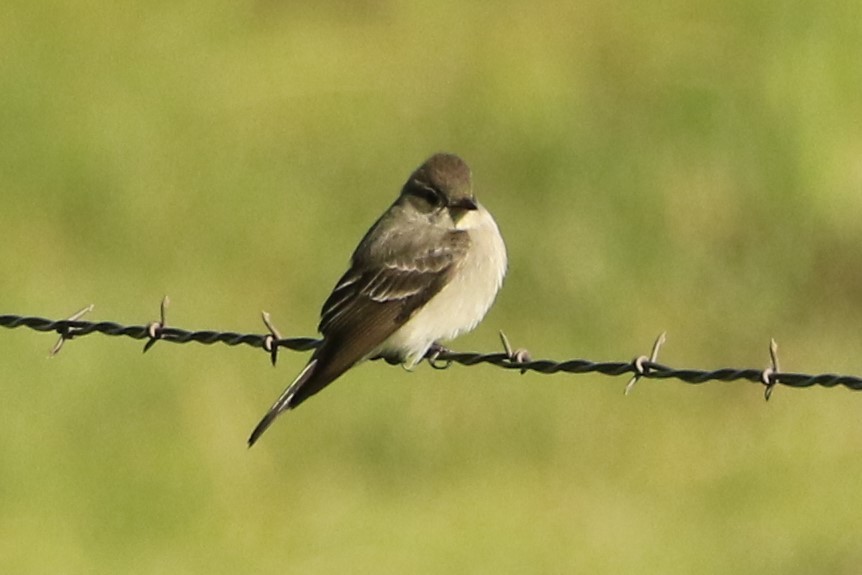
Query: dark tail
[
  {"left": 247, "top": 359, "right": 318, "bottom": 447},
  {"left": 247, "top": 335, "right": 365, "bottom": 446}
]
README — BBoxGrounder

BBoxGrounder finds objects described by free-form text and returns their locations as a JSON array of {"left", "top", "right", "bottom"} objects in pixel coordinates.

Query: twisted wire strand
[{"left": 2, "top": 311, "right": 861, "bottom": 393}]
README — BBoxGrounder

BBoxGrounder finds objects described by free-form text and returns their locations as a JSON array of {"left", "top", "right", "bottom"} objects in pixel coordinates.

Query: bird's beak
[{"left": 450, "top": 197, "right": 478, "bottom": 211}]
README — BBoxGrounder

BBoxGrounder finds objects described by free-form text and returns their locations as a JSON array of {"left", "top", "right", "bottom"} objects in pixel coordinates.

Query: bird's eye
[{"left": 413, "top": 184, "right": 444, "bottom": 207}]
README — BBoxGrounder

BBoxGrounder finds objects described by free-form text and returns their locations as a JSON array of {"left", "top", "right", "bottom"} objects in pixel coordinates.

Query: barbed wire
[{"left": 2, "top": 298, "right": 862, "bottom": 399}]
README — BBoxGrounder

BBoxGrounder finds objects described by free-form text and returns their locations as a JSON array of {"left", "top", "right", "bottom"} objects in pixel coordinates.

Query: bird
[{"left": 248, "top": 153, "right": 507, "bottom": 446}]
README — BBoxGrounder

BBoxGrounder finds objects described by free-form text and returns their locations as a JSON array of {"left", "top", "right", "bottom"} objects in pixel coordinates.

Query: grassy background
[{"left": 2, "top": 1, "right": 862, "bottom": 573}]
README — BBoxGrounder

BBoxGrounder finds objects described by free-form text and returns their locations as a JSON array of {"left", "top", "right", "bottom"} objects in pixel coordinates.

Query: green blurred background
[{"left": 2, "top": 1, "right": 862, "bottom": 573}]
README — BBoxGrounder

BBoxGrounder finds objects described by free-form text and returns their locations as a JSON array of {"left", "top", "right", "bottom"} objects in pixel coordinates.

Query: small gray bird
[{"left": 248, "top": 153, "right": 507, "bottom": 446}]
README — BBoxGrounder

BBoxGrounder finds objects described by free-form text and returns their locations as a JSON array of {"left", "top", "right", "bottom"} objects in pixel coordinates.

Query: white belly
[{"left": 376, "top": 205, "right": 507, "bottom": 366}]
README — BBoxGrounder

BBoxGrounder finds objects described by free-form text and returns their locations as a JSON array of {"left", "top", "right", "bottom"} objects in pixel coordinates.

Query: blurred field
[{"left": 2, "top": 0, "right": 862, "bottom": 573}]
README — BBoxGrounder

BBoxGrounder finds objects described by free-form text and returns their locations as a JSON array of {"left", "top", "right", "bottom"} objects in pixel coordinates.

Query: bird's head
[{"left": 401, "top": 153, "right": 478, "bottom": 220}]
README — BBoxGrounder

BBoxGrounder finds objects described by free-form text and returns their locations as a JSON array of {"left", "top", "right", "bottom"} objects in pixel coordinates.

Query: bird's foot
[{"left": 426, "top": 342, "right": 453, "bottom": 370}]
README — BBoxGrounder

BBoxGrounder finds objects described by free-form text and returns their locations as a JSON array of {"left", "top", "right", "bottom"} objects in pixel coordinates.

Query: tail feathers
[{"left": 247, "top": 359, "right": 317, "bottom": 447}]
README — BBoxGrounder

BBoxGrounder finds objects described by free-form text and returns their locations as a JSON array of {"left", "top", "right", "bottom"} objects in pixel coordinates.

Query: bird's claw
[{"left": 426, "top": 342, "right": 454, "bottom": 370}]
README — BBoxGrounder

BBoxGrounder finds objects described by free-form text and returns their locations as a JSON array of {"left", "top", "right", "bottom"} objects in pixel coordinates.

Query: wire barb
[
  {"left": 261, "top": 311, "right": 282, "bottom": 367},
  {"left": 49, "top": 304, "right": 95, "bottom": 357},
  {"left": 761, "top": 338, "right": 780, "bottom": 401},
  {"left": 625, "top": 331, "right": 667, "bottom": 395},
  {"left": 499, "top": 331, "right": 532, "bottom": 374},
  {"left": 143, "top": 296, "right": 170, "bottom": 354}
]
